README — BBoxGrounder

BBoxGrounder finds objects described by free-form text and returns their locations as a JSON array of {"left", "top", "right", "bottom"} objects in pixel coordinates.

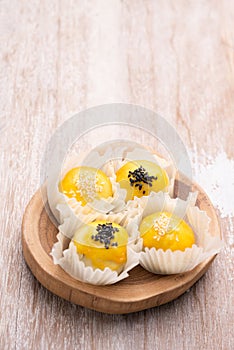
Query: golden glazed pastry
[
  {"left": 116, "top": 160, "right": 169, "bottom": 201},
  {"left": 60, "top": 166, "right": 112, "bottom": 206},
  {"left": 139, "top": 211, "right": 195, "bottom": 252},
  {"left": 72, "top": 221, "right": 129, "bottom": 271}
]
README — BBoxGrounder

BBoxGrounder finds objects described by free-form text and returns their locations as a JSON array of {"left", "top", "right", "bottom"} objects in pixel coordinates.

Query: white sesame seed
[
  {"left": 75, "top": 171, "right": 104, "bottom": 202},
  {"left": 153, "top": 213, "right": 170, "bottom": 236}
]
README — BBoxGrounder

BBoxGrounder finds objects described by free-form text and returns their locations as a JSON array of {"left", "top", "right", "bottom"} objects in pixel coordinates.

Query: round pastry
[
  {"left": 60, "top": 166, "right": 113, "bottom": 206},
  {"left": 72, "top": 221, "right": 129, "bottom": 271},
  {"left": 116, "top": 160, "right": 169, "bottom": 201},
  {"left": 139, "top": 211, "right": 195, "bottom": 252}
]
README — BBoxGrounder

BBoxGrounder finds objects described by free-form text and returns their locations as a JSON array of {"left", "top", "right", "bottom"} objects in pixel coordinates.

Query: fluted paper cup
[{"left": 138, "top": 192, "right": 224, "bottom": 274}]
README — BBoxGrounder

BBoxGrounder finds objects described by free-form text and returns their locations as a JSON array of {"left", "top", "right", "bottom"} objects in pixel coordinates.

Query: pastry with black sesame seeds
[
  {"left": 72, "top": 221, "right": 129, "bottom": 272},
  {"left": 116, "top": 160, "right": 169, "bottom": 201}
]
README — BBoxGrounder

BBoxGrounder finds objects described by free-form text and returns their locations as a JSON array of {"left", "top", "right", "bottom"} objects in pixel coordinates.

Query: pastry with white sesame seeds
[
  {"left": 139, "top": 211, "right": 195, "bottom": 252},
  {"left": 60, "top": 166, "right": 113, "bottom": 206},
  {"left": 116, "top": 160, "right": 169, "bottom": 201},
  {"left": 138, "top": 191, "right": 224, "bottom": 275},
  {"left": 72, "top": 221, "right": 129, "bottom": 272}
]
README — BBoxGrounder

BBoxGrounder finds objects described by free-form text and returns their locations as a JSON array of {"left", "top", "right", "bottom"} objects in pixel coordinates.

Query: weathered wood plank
[{"left": 0, "top": 1, "right": 233, "bottom": 349}]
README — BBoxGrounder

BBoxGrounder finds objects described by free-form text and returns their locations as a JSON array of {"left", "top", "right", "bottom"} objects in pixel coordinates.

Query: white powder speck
[{"left": 190, "top": 150, "right": 234, "bottom": 219}]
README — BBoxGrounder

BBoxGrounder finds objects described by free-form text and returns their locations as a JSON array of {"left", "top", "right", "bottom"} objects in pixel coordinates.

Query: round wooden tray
[{"left": 22, "top": 176, "right": 221, "bottom": 314}]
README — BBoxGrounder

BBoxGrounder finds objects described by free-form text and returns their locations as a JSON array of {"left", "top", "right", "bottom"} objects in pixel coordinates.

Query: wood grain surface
[{"left": 0, "top": 0, "right": 233, "bottom": 349}]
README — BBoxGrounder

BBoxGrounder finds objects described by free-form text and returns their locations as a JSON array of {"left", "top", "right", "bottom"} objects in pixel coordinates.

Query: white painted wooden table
[{"left": 0, "top": 1, "right": 233, "bottom": 349}]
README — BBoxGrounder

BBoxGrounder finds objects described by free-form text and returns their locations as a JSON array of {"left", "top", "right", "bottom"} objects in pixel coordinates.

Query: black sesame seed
[
  {"left": 127, "top": 166, "right": 157, "bottom": 191},
  {"left": 91, "top": 223, "right": 119, "bottom": 248}
]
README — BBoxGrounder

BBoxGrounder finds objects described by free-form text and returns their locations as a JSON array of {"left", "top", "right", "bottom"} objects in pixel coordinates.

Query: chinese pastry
[
  {"left": 116, "top": 160, "right": 169, "bottom": 201},
  {"left": 139, "top": 211, "right": 195, "bottom": 252},
  {"left": 60, "top": 166, "right": 113, "bottom": 205},
  {"left": 51, "top": 217, "right": 141, "bottom": 285},
  {"left": 72, "top": 221, "right": 129, "bottom": 272},
  {"left": 139, "top": 192, "right": 223, "bottom": 274},
  {"left": 49, "top": 146, "right": 223, "bottom": 284}
]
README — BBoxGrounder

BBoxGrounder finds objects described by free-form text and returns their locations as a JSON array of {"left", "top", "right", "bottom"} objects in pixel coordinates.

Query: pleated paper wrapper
[
  {"left": 50, "top": 208, "right": 143, "bottom": 285},
  {"left": 47, "top": 145, "right": 176, "bottom": 238},
  {"left": 138, "top": 192, "right": 224, "bottom": 274}
]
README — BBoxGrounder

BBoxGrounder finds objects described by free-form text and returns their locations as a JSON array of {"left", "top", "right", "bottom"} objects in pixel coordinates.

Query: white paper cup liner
[
  {"left": 51, "top": 214, "right": 142, "bottom": 285},
  {"left": 138, "top": 192, "right": 224, "bottom": 274}
]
